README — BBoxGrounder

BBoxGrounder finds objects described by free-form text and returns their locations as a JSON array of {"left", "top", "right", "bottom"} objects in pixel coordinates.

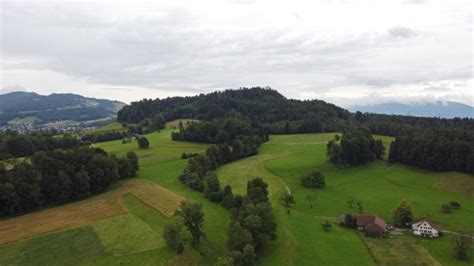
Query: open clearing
[{"left": 1, "top": 127, "right": 473, "bottom": 265}]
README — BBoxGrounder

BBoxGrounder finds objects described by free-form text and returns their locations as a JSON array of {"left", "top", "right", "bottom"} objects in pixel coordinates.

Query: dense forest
[
  {"left": 118, "top": 87, "right": 350, "bottom": 134},
  {"left": 355, "top": 112, "right": 474, "bottom": 137},
  {"left": 0, "top": 147, "right": 139, "bottom": 217},
  {"left": 0, "top": 130, "right": 85, "bottom": 159},
  {"left": 389, "top": 129, "right": 474, "bottom": 173},
  {"left": 171, "top": 118, "right": 267, "bottom": 144}
]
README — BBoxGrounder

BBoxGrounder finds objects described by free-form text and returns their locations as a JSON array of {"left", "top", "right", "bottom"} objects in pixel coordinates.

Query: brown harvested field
[
  {"left": 124, "top": 179, "right": 184, "bottom": 217},
  {"left": 0, "top": 179, "right": 184, "bottom": 246}
]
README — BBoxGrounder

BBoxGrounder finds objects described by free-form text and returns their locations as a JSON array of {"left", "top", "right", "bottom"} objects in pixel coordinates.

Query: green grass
[
  {"left": 362, "top": 234, "right": 441, "bottom": 265},
  {"left": 91, "top": 212, "right": 164, "bottom": 256},
  {"left": 217, "top": 132, "right": 474, "bottom": 265},
  {"left": 1, "top": 128, "right": 473, "bottom": 265},
  {"left": 419, "top": 234, "right": 474, "bottom": 266},
  {"left": 8, "top": 116, "right": 41, "bottom": 125},
  {"left": 86, "top": 122, "right": 126, "bottom": 134},
  {"left": 97, "top": 128, "right": 230, "bottom": 264},
  {"left": 0, "top": 226, "right": 108, "bottom": 265}
]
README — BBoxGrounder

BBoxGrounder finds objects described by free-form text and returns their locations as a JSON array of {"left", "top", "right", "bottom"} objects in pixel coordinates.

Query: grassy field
[
  {"left": 217, "top": 133, "right": 474, "bottom": 265},
  {"left": 1, "top": 126, "right": 473, "bottom": 265},
  {"left": 86, "top": 122, "right": 126, "bottom": 134},
  {"left": 0, "top": 127, "right": 230, "bottom": 265},
  {"left": 7, "top": 116, "right": 41, "bottom": 125}
]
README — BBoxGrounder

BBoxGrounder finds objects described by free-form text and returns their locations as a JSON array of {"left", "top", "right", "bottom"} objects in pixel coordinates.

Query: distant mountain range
[
  {"left": 348, "top": 101, "right": 473, "bottom": 118},
  {"left": 0, "top": 91, "right": 124, "bottom": 130}
]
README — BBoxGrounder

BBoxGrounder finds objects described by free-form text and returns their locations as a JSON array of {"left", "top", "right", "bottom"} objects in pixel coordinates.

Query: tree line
[
  {"left": 0, "top": 147, "right": 139, "bottom": 217},
  {"left": 171, "top": 118, "right": 267, "bottom": 144},
  {"left": 0, "top": 130, "right": 85, "bottom": 159},
  {"left": 177, "top": 118, "right": 268, "bottom": 191},
  {"left": 388, "top": 128, "right": 474, "bottom": 173},
  {"left": 168, "top": 117, "right": 276, "bottom": 264},
  {"left": 354, "top": 112, "right": 474, "bottom": 137}
]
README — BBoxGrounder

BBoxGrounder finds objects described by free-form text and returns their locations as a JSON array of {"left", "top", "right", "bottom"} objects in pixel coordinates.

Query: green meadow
[
  {"left": 218, "top": 133, "right": 474, "bottom": 265},
  {"left": 0, "top": 127, "right": 473, "bottom": 265}
]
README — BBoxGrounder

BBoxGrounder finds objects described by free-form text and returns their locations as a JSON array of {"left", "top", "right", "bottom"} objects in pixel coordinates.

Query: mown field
[{"left": 0, "top": 126, "right": 473, "bottom": 265}]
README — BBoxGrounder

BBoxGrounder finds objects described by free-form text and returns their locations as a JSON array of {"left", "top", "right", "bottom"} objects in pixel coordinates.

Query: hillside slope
[
  {"left": 0, "top": 91, "right": 124, "bottom": 130},
  {"left": 118, "top": 87, "right": 350, "bottom": 134}
]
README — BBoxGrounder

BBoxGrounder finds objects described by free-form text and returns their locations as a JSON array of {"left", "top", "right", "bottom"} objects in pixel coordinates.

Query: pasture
[
  {"left": 217, "top": 133, "right": 474, "bottom": 265},
  {"left": 1, "top": 126, "right": 473, "bottom": 265}
]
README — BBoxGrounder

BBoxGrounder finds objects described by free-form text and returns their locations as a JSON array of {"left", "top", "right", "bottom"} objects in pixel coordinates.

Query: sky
[{"left": 1, "top": 0, "right": 473, "bottom": 106}]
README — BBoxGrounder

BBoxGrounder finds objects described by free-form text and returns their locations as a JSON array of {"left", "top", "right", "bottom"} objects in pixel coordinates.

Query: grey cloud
[
  {"left": 1, "top": 1, "right": 472, "bottom": 102},
  {"left": 388, "top": 26, "right": 418, "bottom": 38},
  {"left": 424, "top": 86, "right": 447, "bottom": 91}
]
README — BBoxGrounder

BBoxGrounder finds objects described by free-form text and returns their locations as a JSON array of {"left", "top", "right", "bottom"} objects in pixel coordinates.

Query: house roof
[
  {"left": 412, "top": 217, "right": 441, "bottom": 231},
  {"left": 356, "top": 214, "right": 387, "bottom": 231}
]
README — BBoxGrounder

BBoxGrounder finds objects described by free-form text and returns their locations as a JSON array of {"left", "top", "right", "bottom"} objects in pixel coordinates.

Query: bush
[
  {"left": 441, "top": 203, "right": 453, "bottom": 213},
  {"left": 181, "top": 152, "right": 198, "bottom": 159},
  {"left": 321, "top": 220, "right": 332, "bottom": 231},
  {"left": 449, "top": 201, "right": 461, "bottom": 209},
  {"left": 138, "top": 137, "right": 150, "bottom": 149},
  {"left": 301, "top": 171, "right": 325, "bottom": 188}
]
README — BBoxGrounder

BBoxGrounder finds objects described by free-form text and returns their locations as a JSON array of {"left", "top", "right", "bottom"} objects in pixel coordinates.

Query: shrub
[
  {"left": 321, "top": 220, "right": 332, "bottom": 231},
  {"left": 138, "top": 137, "right": 150, "bottom": 149},
  {"left": 301, "top": 171, "right": 325, "bottom": 188},
  {"left": 449, "top": 201, "right": 461, "bottom": 209},
  {"left": 441, "top": 203, "right": 453, "bottom": 213}
]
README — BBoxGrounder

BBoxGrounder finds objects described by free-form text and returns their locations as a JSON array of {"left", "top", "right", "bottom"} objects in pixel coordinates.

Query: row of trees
[
  {"left": 171, "top": 118, "right": 268, "bottom": 144},
  {"left": 354, "top": 112, "right": 474, "bottom": 137},
  {"left": 327, "top": 128, "right": 385, "bottom": 166},
  {"left": 224, "top": 178, "right": 277, "bottom": 265},
  {"left": 81, "top": 131, "right": 128, "bottom": 143},
  {"left": 170, "top": 116, "right": 276, "bottom": 263},
  {"left": 388, "top": 129, "right": 474, "bottom": 173},
  {"left": 0, "top": 130, "right": 85, "bottom": 159},
  {"left": 179, "top": 137, "right": 263, "bottom": 192},
  {"left": 178, "top": 119, "right": 267, "bottom": 192},
  {"left": 0, "top": 147, "right": 139, "bottom": 217}
]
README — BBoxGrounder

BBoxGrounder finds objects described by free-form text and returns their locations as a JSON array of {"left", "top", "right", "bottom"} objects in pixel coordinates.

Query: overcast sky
[{"left": 1, "top": 0, "right": 472, "bottom": 106}]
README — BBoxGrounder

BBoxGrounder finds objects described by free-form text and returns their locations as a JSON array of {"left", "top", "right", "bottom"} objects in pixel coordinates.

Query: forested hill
[
  {"left": 0, "top": 91, "right": 124, "bottom": 130},
  {"left": 117, "top": 87, "right": 350, "bottom": 134},
  {"left": 117, "top": 87, "right": 474, "bottom": 135}
]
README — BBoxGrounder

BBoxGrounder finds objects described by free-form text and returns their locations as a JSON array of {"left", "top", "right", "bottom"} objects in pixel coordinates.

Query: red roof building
[{"left": 355, "top": 214, "right": 387, "bottom": 237}]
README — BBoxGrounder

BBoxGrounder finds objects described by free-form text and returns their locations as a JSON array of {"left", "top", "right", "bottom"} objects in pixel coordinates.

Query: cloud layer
[{"left": 1, "top": 0, "right": 472, "bottom": 106}]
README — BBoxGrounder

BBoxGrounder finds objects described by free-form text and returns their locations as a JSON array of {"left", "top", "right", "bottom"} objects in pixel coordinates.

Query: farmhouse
[
  {"left": 411, "top": 218, "right": 440, "bottom": 237},
  {"left": 355, "top": 214, "right": 387, "bottom": 237}
]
